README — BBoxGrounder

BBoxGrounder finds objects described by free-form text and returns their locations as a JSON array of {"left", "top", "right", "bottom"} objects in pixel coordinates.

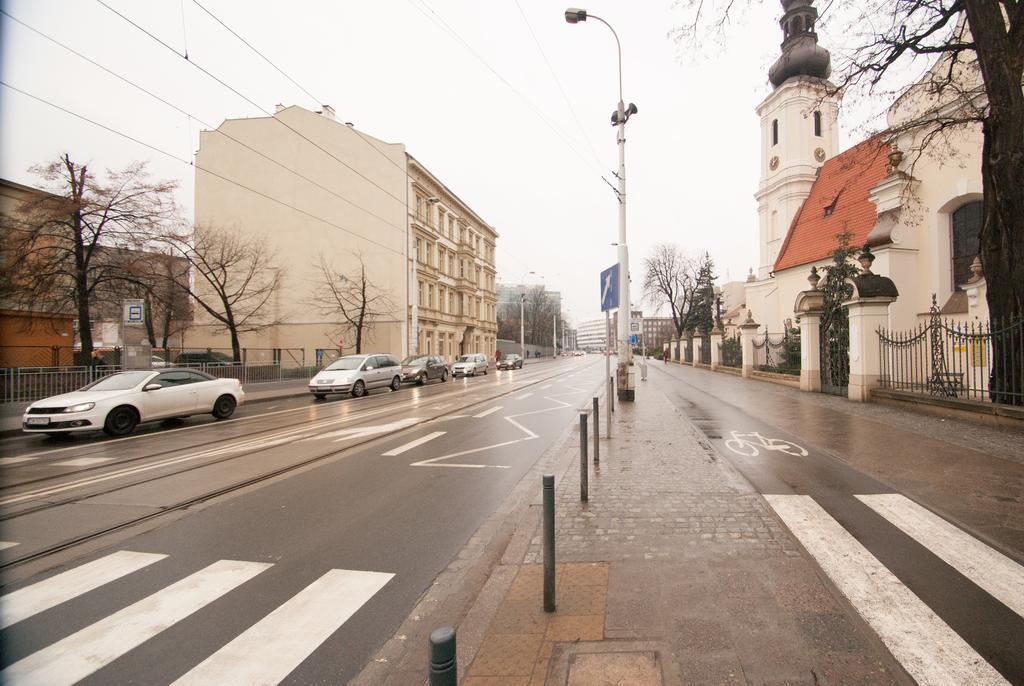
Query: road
[
  {"left": 649, "top": 362, "right": 1024, "bottom": 685},
  {"left": 0, "top": 356, "right": 603, "bottom": 685}
]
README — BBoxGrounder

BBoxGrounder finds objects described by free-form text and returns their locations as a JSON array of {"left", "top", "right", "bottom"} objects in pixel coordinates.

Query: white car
[
  {"left": 452, "top": 353, "right": 488, "bottom": 377},
  {"left": 22, "top": 369, "right": 244, "bottom": 437},
  {"left": 308, "top": 353, "right": 402, "bottom": 399}
]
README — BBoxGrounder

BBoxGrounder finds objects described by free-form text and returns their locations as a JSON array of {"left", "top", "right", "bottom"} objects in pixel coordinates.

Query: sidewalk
[{"left": 446, "top": 377, "right": 905, "bottom": 685}]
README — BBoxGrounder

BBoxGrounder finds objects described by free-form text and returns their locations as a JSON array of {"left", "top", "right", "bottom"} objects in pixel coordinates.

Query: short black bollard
[
  {"left": 428, "top": 626, "right": 456, "bottom": 686},
  {"left": 592, "top": 396, "right": 600, "bottom": 465},
  {"left": 579, "top": 412, "right": 589, "bottom": 502},
  {"left": 606, "top": 377, "right": 612, "bottom": 437},
  {"left": 543, "top": 474, "right": 556, "bottom": 612}
]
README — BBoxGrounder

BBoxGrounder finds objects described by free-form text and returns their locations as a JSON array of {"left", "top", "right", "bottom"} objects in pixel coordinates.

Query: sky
[{"left": 0, "top": 0, "right": 876, "bottom": 326}]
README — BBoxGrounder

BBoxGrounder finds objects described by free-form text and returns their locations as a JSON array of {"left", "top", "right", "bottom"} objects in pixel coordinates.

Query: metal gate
[
  {"left": 820, "top": 312, "right": 849, "bottom": 396},
  {"left": 699, "top": 335, "right": 711, "bottom": 365}
]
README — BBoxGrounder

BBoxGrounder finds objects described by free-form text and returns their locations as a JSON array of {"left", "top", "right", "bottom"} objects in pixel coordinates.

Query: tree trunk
[
  {"left": 144, "top": 294, "right": 157, "bottom": 347},
  {"left": 964, "top": 0, "right": 1024, "bottom": 404}
]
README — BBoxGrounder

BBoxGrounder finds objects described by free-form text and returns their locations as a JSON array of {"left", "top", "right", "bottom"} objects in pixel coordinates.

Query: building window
[
  {"left": 415, "top": 195, "right": 425, "bottom": 222},
  {"left": 437, "top": 209, "right": 445, "bottom": 232},
  {"left": 449, "top": 291, "right": 455, "bottom": 313},
  {"left": 415, "top": 238, "right": 422, "bottom": 263},
  {"left": 428, "top": 284, "right": 435, "bottom": 309},
  {"left": 771, "top": 119, "right": 778, "bottom": 146},
  {"left": 813, "top": 111, "right": 822, "bottom": 137},
  {"left": 951, "top": 201, "right": 982, "bottom": 289},
  {"left": 418, "top": 281, "right": 424, "bottom": 307}
]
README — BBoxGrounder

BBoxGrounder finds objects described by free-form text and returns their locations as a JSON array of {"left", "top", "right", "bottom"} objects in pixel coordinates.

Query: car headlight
[{"left": 64, "top": 402, "right": 95, "bottom": 413}]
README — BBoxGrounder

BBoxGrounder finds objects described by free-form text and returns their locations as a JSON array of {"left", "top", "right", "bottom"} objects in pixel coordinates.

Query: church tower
[{"left": 753, "top": 0, "right": 839, "bottom": 280}]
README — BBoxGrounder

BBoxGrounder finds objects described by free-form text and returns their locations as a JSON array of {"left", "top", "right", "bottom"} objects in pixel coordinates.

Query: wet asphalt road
[
  {"left": 0, "top": 357, "right": 603, "bottom": 684},
  {"left": 648, "top": 362, "right": 1024, "bottom": 684}
]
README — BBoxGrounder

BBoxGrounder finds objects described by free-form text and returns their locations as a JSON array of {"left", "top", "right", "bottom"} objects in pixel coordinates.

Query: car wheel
[
  {"left": 352, "top": 380, "right": 366, "bottom": 397},
  {"left": 417, "top": 373, "right": 427, "bottom": 386},
  {"left": 441, "top": 369, "right": 449, "bottom": 382},
  {"left": 483, "top": 367, "right": 488, "bottom": 374},
  {"left": 314, "top": 393, "right": 326, "bottom": 400},
  {"left": 390, "top": 375, "right": 402, "bottom": 392},
  {"left": 212, "top": 394, "right": 237, "bottom": 419},
  {"left": 103, "top": 406, "right": 139, "bottom": 436}
]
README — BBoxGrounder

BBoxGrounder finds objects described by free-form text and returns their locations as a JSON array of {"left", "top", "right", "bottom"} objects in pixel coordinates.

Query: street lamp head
[{"left": 564, "top": 7, "right": 587, "bottom": 23}]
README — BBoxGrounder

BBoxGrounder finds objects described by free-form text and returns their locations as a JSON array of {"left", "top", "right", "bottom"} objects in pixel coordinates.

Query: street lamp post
[
  {"left": 520, "top": 293, "right": 526, "bottom": 361},
  {"left": 565, "top": 7, "right": 637, "bottom": 401}
]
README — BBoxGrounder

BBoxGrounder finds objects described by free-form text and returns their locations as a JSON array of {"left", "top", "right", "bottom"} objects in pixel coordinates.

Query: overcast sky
[{"left": 1, "top": 0, "right": 877, "bottom": 325}]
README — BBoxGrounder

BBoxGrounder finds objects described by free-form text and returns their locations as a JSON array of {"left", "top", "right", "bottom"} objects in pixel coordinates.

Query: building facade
[{"left": 192, "top": 105, "right": 497, "bottom": 363}]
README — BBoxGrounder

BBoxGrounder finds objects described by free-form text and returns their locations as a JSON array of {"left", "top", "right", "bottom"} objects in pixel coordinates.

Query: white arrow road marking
[
  {"left": 541, "top": 384, "right": 552, "bottom": 390},
  {"left": 2, "top": 560, "right": 271, "bottom": 686},
  {"left": 515, "top": 393, "right": 533, "bottom": 400},
  {"left": 0, "top": 550, "right": 167, "bottom": 629},
  {"left": 305, "top": 418, "right": 423, "bottom": 443},
  {"left": 411, "top": 388, "right": 581, "bottom": 469},
  {"left": 765, "top": 494, "right": 1008, "bottom": 686},
  {"left": 0, "top": 541, "right": 19, "bottom": 550},
  {"left": 472, "top": 406, "right": 502, "bottom": 418},
  {"left": 382, "top": 431, "right": 447, "bottom": 456},
  {"left": 172, "top": 569, "right": 393, "bottom": 686},
  {"left": 858, "top": 494, "right": 1024, "bottom": 620}
]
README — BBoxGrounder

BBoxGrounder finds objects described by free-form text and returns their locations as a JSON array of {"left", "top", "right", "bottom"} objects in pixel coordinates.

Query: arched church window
[
  {"left": 814, "top": 111, "right": 822, "bottom": 136},
  {"left": 772, "top": 119, "right": 778, "bottom": 146},
  {"left": 794, "top": 16, "right": 803, "bottom": 33},
  {"left": 951, "top": 201, "right": 982, "bottom": 288}
]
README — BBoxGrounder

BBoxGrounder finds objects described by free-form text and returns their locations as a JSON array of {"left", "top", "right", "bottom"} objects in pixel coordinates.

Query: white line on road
[
  {"left": 858, "top": 494, "right": 1024, "bottom": 620},
  {"left": 0, "top": 541, "right": 19, "bottom": 550},
  {"left": 52, "top": 457, "right": 114, "bottom": 467},
  {"left": 765, "top": 494, "right": 1008, "bottom": 686},
  {"left": 0, "top": 457, "right": 35, "bottom": 465},
  {"left": 472, "top": 406, "right": 503, "bottom": 418},
  {"left": 382, "top": 431, "right": 446, "bottom": 456},
  {"left": 0, "top": 550, "right": 167, "bottom": 629},
  {"left": 172, "top": 569, "right": 393, "bottom": 686},
  {"left": 2, "top": 559, "right": 270, "bottom": 686},
  {"left": 540, "top": 384, "right": 552, "bottom": 390},
  {"left": 514, "top": 393, "right": 533, "bottom": 400}
]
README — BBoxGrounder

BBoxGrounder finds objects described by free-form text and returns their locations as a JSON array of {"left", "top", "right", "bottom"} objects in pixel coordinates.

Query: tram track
[{"left": 0, "top": 360, "right": 596, "bottom": 572}]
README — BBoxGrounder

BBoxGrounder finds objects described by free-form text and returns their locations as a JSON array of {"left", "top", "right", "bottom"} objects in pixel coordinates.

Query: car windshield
[
  {"left": 402, "top": 356, "right": 429, "bottom": 366},
  {"left": 326, "top": 357, "right": 366, "bottom": 371},
  {"left": 81, "top": 371, "right": 153, "bottom": 391},
  {"left": 456, "top": 355, "right": 472, "bottom": 363}
]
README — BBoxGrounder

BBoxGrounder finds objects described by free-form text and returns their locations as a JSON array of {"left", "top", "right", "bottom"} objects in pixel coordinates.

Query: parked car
[
  {"left": 150, "top": 354, "right": 169, "bottom": 368},
  {"left": 401, "top": 355, "right": 450, "bottom": 384},
  {"left": 308, "top": 353, "right": 402, "bottom": 399},
  {"left": 175, "top": 351, "right": 234, "bottom": 366},
  {"left": 22, "top": 369, "right": 244, "bottom": 437},
  {"left": 452, "top": 353, "right": 488, "bottom": 377},
  {"left": 497, "top": 354, "right": 523, "bottom": 370}
]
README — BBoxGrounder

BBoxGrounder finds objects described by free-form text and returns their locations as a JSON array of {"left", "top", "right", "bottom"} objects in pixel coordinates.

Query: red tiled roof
[{"left": 774, "top": 137, "right": 890, "bottom": 272}]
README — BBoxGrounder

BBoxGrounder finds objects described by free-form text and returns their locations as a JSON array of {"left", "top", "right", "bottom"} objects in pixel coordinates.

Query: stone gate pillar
[
  {"left": 669, "top": 338, "right": 678, "bottom": 363},
  {"left": 739, "top": 311, "right": 760, "bottom": 378},
  {"left": 710, "top": 326, "right": 724, "bottom": 371},
  {"left": 692, "top": 333, "right": 703, "bottom": 367},
  {"left": 794, "top": 267, "right": 826, "bottom": 393},
  {"left": 844, "top": 247, "right": 899, "bottom": 402}
]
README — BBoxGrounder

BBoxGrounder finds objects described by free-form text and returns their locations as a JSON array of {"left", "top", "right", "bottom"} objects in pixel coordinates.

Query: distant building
[
  {"left": 576, "top": 310, "right": 642, "bottom": 351},
  {"left": 193, "top": 105, "right": 497, "bottom": 362},
  {"left": 641, "top": 317, "right": 676, "bottom": 350}
]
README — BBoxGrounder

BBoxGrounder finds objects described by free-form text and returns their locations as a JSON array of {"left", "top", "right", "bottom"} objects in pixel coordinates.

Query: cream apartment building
[{"left": 191, "top": 105, "right": 496, "bottom": 362}]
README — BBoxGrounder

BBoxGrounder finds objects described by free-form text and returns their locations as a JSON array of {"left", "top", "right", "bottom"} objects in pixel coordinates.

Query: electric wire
[
  {"left": 95, "top": 0, "right": 412, "bottom": 211},
  {"left": 0, "top": 9, "right": 407, "bottom": 240},
  {"left": 0, "top": 81, "right": 409, "bottom": 260}
]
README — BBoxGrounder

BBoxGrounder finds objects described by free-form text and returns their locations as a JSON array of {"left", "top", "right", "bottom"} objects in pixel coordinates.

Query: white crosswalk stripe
[
  {"left": 0, "top": 550, "right": 167, "bottom": 629},
  {"left": 857, "top": 494, "right": 1024, "bottom": 620},
  {"left": 0, "top": 552, "right": 394, "bottom": 685},
  {"left": 2, "top": 560, "right": 270, "bottom": 686},
  {"left": 765, "top": 494, "right": 1009, "bottom": 686},
  {"left": 172, "top": 569, "right": 393, "bottom": 685}
]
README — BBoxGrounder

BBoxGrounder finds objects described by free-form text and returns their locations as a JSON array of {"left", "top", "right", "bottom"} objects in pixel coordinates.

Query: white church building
[{"left": 743, "top": 0, "right": 987, "bottom": 334}]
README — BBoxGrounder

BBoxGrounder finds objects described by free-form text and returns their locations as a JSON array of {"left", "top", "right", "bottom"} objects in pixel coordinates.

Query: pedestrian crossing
[
  {"left": 0, "top": 550, "right": 394, "bottom": 685},
  {"left": 766, "top": 493, "right": 1021, "bottom": 686}
]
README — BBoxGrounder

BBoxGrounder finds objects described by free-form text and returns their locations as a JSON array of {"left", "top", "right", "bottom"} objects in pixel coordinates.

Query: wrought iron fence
[
  {"left": 752, "top": 329, "right": 801, "bottom": 376},
  {"left": 698, "top": 335, "right": 711, "bottom": 365},
  {"left": 684, "top": 335, "right": 693, "bottom": 363},
  {"left": 878, "top": 296, "right": 1023, "bottom": 405},
  {"left": 719, "top": 335, "right": 742, "bottom": 368}
]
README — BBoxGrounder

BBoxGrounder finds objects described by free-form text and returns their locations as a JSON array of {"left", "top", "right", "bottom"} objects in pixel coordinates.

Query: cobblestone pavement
[{"left": 461, "top": 378, "right": 906, "bottom": 685}]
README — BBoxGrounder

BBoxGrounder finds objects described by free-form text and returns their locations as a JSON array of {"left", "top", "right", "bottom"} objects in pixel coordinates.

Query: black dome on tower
[{"left": 768, "top": 0, "right": 831, "bottom": 88}]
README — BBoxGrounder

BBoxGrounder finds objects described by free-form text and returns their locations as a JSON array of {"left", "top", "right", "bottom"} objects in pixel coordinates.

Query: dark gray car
[{"left": 401, "top": 355, "right": 450, "bottom": 384}]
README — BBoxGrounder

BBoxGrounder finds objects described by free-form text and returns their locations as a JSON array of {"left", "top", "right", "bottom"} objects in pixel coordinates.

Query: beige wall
[{"left": 192, "top": 107, "right": 410, "bottom": 361}]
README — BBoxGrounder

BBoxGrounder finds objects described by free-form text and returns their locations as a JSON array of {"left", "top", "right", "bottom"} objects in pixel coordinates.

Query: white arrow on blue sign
[{"left": 600, "top": 264, "right": 619, "bottom": 312}]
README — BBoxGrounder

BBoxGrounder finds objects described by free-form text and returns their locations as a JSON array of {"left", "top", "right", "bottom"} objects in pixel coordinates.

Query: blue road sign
[
  {"left": 600, "top": 264, "right": 619, "bottom": 312},
  {"left": 629, "top": 334, "right": 638, "bottom": 345}
]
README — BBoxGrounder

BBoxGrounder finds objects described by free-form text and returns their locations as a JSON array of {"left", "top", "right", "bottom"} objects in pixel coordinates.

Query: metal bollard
[
  {"left": 608, "top": 375, "right": 615, "bottom": 413},
  {"left": 592, "top": 396, "right": 600, "bottom": 465},
  {"left": 606, "top": 376, "right": 612, "bottom": 438},
  {"left": 579, "top": 412, "right": 589, "bottom": 502},
  {"left": 543, "top": 474, "right": 556, "bottom": 612},
  {"left": 428, "top": 626, "right": 457, "bottom": 686}
]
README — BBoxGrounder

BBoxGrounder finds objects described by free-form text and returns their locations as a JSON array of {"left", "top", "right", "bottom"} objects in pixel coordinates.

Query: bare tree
[
  {"left": 308, "top": 252, "right": 395, "bottom": 354},
  {"left": 673, "top": 0, "right": 1024, "bottom": 402},
  {"left": 642, "top": 243, "right": 699, "bottom": 337},
  {"left": 523, "top": 285, "right": 554, "bottom": 347},
  {"left": 118, "top": 250, "right": 191, "bottom": 350},
  {"left": 0, "top": 155, "right": 177, "bottom": 361},
  {"left": 169, "top": 227, "right": 282, "bottom": 362}
]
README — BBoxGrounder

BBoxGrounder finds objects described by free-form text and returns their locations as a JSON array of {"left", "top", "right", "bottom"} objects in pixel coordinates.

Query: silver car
[
  {"left": 309, "top": 353, "right": 402, "bottom": 399},
  {"left": 452, "top": 353, "right": 488, "bottom": 377}
]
